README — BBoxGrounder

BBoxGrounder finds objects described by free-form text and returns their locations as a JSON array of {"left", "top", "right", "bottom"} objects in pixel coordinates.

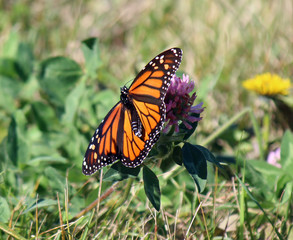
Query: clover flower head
[{"left": 164, "top": 74, "right": 204, "bottom": 133}]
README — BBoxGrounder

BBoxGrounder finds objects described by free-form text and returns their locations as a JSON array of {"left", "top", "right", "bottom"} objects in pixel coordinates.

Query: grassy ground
[{"left": 0, "top": 0, "right": 292, "bottom": 239}]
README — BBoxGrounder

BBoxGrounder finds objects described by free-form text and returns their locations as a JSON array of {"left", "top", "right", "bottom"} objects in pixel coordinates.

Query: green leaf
[
  {"left": 5, "top": 112, "right": 30, "bottom": 167},
  {"left": 0, "top": 59, "right": 21, "bottom": 80},
  {"left": 104, "top": 161, "right": 140, "bottom": 182},
  {"left": 38, "top": 56, "right": 83, "bottom": 108},
  {"left": 276, "top": 174, "right": 292, "bottom": 199},
  {"left": 6, "top": 117, "right": 18, "bottom": 166},
  {"left": 196, "top": 145, "right": 222, "bottom": 168},
  {"left": 243, "top": 160, "right": 274, "bottom": 200},
  {"left": 143, "top": 165, "right": 161, "bottom": 211},
  {"left": 0, "top": 197, "right": 10, "bottom": 222},
  {"left": 281, "top": 130, "right": 293, "bottom": 177},
  {"left": 23, "top": 198, "right": 57, "bottom": 214},
  {"left": 0, "top": 75, "right": 22, "bottom": 112},
  {"left": 2, "top": 31, "right": 19, "bottom": 58},
  {"left": 93, "top": 89, "right": 118, "bottom": 118},
  {"left": 62, "top": 127, "right": 85, "bottom": 159},
  {"left": 27, "top": 156, "right": 67, "bottom": 166},
  {"left": 215, "top": 155, "right": 236, "bottom": 164},
  {"left": 182, "top": 143, "right": 207, "bottom": 193},
  {"left": 249, "top": 160, "right": 282, "bottom": 178},
  {"left": 0, "top": 41, "right": 33, "bottom": 82},
  {"left": 16, "top": 42, "right": 34, "bottom": 81},
  {"left": 281, "top": 181, "right": 293, "bottom": 205},
  {"left": 81, "top": 38, "right": 101, "bottom": 79},
  {"left": 31, "top": 101, "right": 59, "bottom": 132},
  {"left": 61, "top": 78, "right": 86, "bottom": 124},
  {"left": 44, "top": 167, "right": 66, "bottom": 192}
]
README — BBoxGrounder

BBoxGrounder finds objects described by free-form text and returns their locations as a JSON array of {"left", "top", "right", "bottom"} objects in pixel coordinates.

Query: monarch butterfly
[{"left": 83, "top": 48, "right": 183, "bottom": 175}]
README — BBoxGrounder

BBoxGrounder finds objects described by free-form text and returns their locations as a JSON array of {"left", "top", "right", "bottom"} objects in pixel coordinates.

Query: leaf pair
[{"left": 182, "top": 143, "right": 221, "bottom": 193}]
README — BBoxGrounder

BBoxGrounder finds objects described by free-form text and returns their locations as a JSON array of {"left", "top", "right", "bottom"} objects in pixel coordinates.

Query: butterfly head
[{"left": 120, "top": 86, "right": 132, "bottom": 108}]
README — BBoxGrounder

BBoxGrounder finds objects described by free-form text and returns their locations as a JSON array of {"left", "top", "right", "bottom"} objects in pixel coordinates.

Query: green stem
[
  {"left": 0, "top": 222, "right": 26, "bottom": 240},
  {"left": 81, "top": 209, "right": 96, "bottom": 240},
  {"left": 239, "top": 158, "right": 246, "bottom": 239},
  {"left": 262, "top": 113, "right": 270, "bottom": 154},
  {"left": 201, "top": 107, "right": 264, "bottom": 160},
  {"left": 202, "top": 107, "right": 250, "bottom": 146},
  {"left": 248, "top": 108, "right": 264, "bottom": 161}
]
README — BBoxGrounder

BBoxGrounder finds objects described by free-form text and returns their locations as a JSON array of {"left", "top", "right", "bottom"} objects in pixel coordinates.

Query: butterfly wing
[
  {"left": 119, "top": 105, "right": 148, "bottom": 167},
  {"left": 82, "top": 102, "right": 124, "bottom": 175},
  {"left": 120, "top": 48, "right": 183, "bottom": 167},
  {"left": 82, "top": 102, "right": 148, "bottom": 175}
]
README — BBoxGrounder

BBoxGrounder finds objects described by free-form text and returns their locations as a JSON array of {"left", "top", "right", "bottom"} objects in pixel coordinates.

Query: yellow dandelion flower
[{"left": 242, "top": 73, "right": 291, "bottom": 96}]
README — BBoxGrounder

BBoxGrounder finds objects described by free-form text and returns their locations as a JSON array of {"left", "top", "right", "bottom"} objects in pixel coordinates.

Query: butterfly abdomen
[{"left": 131, "top": 111, "right": 143, "bottom": 138}]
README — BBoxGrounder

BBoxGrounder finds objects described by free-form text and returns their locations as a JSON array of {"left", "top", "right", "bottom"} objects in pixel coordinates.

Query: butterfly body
[{"left": 83, "top": 48, "right": 182, "bottom": 175}]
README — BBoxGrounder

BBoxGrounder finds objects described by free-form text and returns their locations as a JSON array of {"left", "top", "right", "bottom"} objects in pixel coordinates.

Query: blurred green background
[{"left": 1, "top": 0, "right": 292, "bottom": 138}]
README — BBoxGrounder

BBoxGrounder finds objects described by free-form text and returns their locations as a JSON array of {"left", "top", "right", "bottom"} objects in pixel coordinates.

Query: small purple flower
[
  {"left": 267, "top": 148, "right": 281, "bottom": 168},
  {"left": 164, "top": 74, "right": 204, "bottom": 133}
]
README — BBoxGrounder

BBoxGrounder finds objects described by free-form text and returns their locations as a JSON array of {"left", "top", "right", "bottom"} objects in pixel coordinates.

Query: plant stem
[
  {"left": 248, "top": 108, "right": 264, "bottom": 160},
  {"left": 0, "top": 222, "right": 26, "bottom": 240},
  {"left": 201, "top": 107, "right": 264, "bottom": 160},
  {"left": 202, "top": 107, "right": 250, "bottom": 146}
]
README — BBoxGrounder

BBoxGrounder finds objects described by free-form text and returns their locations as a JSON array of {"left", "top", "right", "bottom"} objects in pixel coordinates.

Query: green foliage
[
  {"left": 247, "top": 131, "right": 293, "bottom": 206},
  {"left": 182, "top": 143, "right": 208, "bottom": 193},
  {"left": 0, "top": 33, "right": 34, "bottom": 114},
  {"left": 38, "top": 56, "right": 82, "bottom": 109},
  {"left": 81, "top": 38, "right": 102, "bottom": 79},
  {"left": 23, "top": 198, "right": 58, "bottom": 214},
  {"left": 0, "top": 197, "right": 10, "bottom": 222},
  {"left": 280, "top": 130, "right": 293, "bottom": 173},
  {"left": 143, "top": 166, "right": 161, "bottom": 211},
  {"left": 0, "top": 33, "right": 98, "bottom": 237}
]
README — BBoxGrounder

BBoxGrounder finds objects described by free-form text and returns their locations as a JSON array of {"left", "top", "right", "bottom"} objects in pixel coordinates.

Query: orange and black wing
[
  {"left": 82, "top": 102, "right": 149, "bottom": 174},
  {"left": 120, "top": 48, "right": 183, "bottom": 167},
  {"left": 82, "top": 102, "right": 125, "bottom": 175}
]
